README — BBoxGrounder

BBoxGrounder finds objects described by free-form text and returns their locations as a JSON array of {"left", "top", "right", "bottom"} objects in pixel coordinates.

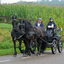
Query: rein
[
  {"left": 14, "top": 33, "right": 25, "bottom": 40},
  {"left": 35, "top": 33, "right": 52, "bottom": 44}
]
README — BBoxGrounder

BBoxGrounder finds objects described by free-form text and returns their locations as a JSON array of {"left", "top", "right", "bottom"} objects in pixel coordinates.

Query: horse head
[
  {"left": 12, "top": 16, "right": 18, "bottom": 30},
  {"left": 19, "top": 20, "right": 25, "bottom": 34},
  {"left": 20, "top": 20, "right": 33, "bottom": 32}
]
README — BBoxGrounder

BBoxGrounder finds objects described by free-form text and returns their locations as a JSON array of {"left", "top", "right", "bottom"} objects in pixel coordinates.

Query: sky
[
  {"left": 1, "top": 0, "right": 20, "bottom": 4},
  {"left": 1, "top": 0, "right": 61, "bottom": 4},
  {"left": 1, "top": 0, "right": 37, "bottom": 4}
]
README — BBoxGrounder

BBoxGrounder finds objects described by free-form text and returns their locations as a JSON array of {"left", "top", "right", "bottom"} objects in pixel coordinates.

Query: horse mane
[{"left": 21, "top": 20, "right": 33, "bottom": 32}]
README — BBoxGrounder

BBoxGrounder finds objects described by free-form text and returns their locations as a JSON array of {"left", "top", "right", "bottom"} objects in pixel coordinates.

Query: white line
[
  {"left": 21, "top": 57, "right": 31, "bottom": 59},
  {"left": 40, "top": 54, "right": 48, "bottom": 57},
  {"left": 0, "top": 60, "right": 10, "bottom": 63}
]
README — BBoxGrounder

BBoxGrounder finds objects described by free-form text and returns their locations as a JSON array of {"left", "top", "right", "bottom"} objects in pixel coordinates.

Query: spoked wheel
[
  {"left": 57, "top": 39, "right": 63, "bottom": 53},
  {"left": 51, "top": 39, "right": 57, "bottom": 54},
  {"left": 30, "top": 42, "right": 36, "bottom": 54}
]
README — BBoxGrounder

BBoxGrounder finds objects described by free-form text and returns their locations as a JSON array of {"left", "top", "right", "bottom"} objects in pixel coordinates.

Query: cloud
[{"left": 1, "top": 0, "right": 20, "bottom": 4}]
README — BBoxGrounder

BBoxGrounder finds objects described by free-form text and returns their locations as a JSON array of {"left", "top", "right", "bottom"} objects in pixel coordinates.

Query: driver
[
  {"left": 46, "top": 17, "right": 57, "bottom": 33},
  {"left": 35, "top": 18, "right": 45, "bottom": 30}
]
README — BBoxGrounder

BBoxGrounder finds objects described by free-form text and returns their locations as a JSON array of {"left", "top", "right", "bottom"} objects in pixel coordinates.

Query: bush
[{"left": 0, "top": 41, "right": 13, "bottom": 49}]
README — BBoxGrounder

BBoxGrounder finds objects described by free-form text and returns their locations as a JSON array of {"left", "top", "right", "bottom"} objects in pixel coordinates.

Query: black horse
[
  {"left": 11, "top": 16, "right": 26, "bottom": 56},
  {"left": 20, "top": 20, "right": 46, "bottom": 55}
]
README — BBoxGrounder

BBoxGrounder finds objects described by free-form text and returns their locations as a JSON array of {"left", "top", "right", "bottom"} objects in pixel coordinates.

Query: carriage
[
  {"left": 31, "top": 28, "right": 63, "bottom": 54},
  {"left": 11, "top": 17, "right": 63, "bottom": 56},
  {"left": 45, "top": 28, "right": 63, "bottom": 54}
]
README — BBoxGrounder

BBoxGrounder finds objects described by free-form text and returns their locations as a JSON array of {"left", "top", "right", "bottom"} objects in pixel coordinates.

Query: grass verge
[
  {"left": 0, "top": 46, "right": 64, "bottom": 56},
  {"left": 0, "top": 48, "right": 21, "bottom": 56}
]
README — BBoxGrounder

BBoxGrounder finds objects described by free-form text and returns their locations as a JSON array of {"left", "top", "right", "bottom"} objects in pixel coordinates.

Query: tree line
[{"left": 40, "top": 0, "right": 64, "bottom": 1}]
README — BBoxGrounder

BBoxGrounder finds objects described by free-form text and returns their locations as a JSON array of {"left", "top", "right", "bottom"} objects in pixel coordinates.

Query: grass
[
  {"left": 0, "top": 23, "right": 12, "bottom": 28},
  {"left": 0, "top": 42, "right": 64, "bottom": 56},
  {"left": 0, "top": 48, "right": 20, "bottom": 56},
  {"left": 0, "top": 47, "right": 50, "bottom": 56}
]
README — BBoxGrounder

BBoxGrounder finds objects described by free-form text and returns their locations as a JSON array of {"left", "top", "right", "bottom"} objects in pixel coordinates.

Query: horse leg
[
  {"left": 30, "top": 40, "right": 35, "bottom": 54},
  {"left": 24, "top": 40, "right": 31, "bottom": 56},
  {"left": 19, "top": 40, "right": 24, "bottom": 53},
  {"left": 36, "top": 43, "right": 40, "bottom": 55},
  {"left": 41, "top": 41, "right": 47, "bottom": 54},
  {"left": 39, "top": 43, "right": 42, "bottom": 55},
  {"left": 13, "top": 40, "right": 17, "bottom": 56},
  {"left": 24, "top": 41, "right": 28, "bottom": 54},
  {"left": 23, "top": 41, "right": 30, "bottom": 56},
  {"left": 37, "top": 41, "right": 42, "bottom": 55}
]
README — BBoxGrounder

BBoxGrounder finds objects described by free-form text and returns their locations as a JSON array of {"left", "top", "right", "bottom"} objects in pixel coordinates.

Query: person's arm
[
  {"left": 47, "top": 23, "right": 54, "bottom": 29},
  {"left": 41, "top": 22, "right": 45, "bottom": 29},
  {"left": 34, "top": 21, "right": 37, "bottom": 27},
  {"left": 54, "top": 22, "right": 57, "bottom": 29}
]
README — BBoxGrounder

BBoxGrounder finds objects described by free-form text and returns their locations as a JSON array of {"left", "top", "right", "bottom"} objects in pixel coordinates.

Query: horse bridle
[{"left": 14, "top": 23, "right": 25, "bottom": 40}]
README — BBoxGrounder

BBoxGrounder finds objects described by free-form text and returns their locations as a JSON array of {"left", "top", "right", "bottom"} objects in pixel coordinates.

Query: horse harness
[{"left": 14, "top": 23, "right": 25, "bottom": 40}]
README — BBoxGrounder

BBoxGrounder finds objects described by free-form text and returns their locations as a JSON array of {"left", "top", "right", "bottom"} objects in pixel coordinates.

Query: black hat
[{"left": 50, "top": 17, "right": 53, "bottom": 20}]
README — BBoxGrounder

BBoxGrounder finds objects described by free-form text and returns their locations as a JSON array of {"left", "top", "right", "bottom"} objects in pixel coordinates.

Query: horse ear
[
  {"left": 15, "top": 16, "right": 17, "bottom": 19},
  {"left": 23, "top": 20, "right": 25, "bottom": 22},
  {"left": 12, "top": 16, "right": 17, "bottom": 19},
  {"left": 19, "top": 20, "right": 22, "bottom": 23},
  {"left": 12, "top": 16, "right": 14, "bottom": 19}
]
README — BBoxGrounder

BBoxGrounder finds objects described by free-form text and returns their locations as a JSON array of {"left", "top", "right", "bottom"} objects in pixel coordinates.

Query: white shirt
[{"left": 38, "top": 22, "right": 41, "bottom": 27}]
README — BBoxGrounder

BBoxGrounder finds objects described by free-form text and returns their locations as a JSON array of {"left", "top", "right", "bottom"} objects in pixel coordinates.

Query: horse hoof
[
  {"left": 39, "top": 53, "right": 41, "bottom": 55},
  {"left": 36, "top": 52, "right": 41, "bottom": 56},
  {"left": 31, "top": 51, "right": 35, "bottom": 54},
  {"left": 40, "top": 51, "right": 44, "bottom": 54},
  {"left": 36, "top": 53, "right": 39, "bottom": 56},
  {"left": 36, "top": 54, "right": 38, "bottom": 56},
  {"left": 27, "top": 53, "right": 31, "bottom": 56},
  {"left": 23, "top": 54, "right": 28, "bottom": 57},
  {"left": 31, "top": 52, "right": 35, "bottom": 54},
  {"left": 28, "top": 54, "right": 31, "bottom": 56},
  {"left": 21, "top": 50, "right": 25, "bottom": 53}
]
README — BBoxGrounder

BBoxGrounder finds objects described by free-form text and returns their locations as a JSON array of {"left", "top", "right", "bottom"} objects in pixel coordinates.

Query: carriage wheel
[
  {"left": 51, "top": 39, "right": 57, "bottom": 54},
  {"left": 31, "top": 42, "right": 36, "bottom": 54},
  {"left": 58, "top": 39, "right": 63, "bottom": 53}
]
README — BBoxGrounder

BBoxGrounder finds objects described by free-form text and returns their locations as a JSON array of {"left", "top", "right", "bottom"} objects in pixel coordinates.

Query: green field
[
  {"left": 0, "top": 23, "right": 12, "bottom": 28},
  {"left": 0, "top": 23, "right": 63, "bottom": 55},
  {"left": 0, "top": 4, "right": 64, "bottom": 55},
  {"left": 0, "top": 4, "right": 64, "bottom": 33}
]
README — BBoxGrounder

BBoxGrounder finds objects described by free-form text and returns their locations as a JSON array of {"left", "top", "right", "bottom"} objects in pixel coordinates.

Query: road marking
[
  {"left": 21, "top": 56, "right": 31, "bottom": 59},
  {"left": 39, "top": 54, "right": 48, "bottom": 57},
  {"left": 0, "top": 60, "right": 10, "bottom": 63}
]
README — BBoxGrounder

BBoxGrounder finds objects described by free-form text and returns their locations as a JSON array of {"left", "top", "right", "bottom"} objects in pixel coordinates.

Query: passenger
[
  {"left": 35, "top": 18, "right": 45, "bottom": 29},
  {"left": 46, "top": 17, "right": 57, "bottom": 33}
]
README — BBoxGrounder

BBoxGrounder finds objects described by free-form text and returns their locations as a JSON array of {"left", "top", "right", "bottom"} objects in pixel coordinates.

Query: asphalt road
[{"left": 0, "top": 50, "right": 64, "bottom": 64}]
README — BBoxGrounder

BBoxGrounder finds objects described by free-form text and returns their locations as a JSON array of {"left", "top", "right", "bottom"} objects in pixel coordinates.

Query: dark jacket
[
  {"left": 46, "top": 21, "right": 57, "bottom": 29},
  {"left": 35, "top": 21, "right": 45, "bottom": 29}
]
